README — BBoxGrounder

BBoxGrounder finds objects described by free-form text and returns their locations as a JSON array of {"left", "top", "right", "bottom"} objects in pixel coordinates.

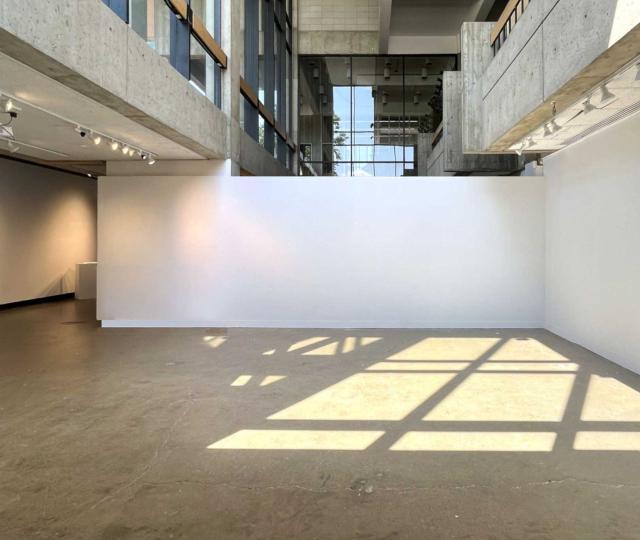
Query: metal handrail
[{"left": 491, "top": 0, "right": 533, "bottom": 56}]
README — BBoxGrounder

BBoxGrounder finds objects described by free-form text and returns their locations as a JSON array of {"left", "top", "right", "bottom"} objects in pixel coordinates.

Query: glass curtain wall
[
  {"left": 299, "top": 55, "right": 456, "bottom": 177},
  {"left": 242, "top": 0, "right": 294, "bottom": 170}
]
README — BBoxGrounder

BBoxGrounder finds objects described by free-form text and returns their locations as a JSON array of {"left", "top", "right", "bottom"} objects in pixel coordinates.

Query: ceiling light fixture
[
  {"left": 121, "top": 144, "right": 130, "bottom": 155},
  {"left": 111, "top": 140, "right": 119, "bottom": 151},
  {"left": 147, "top": 156, "right": 157, "bottom": 165},
  {"left": 92, "top": 132, "right": 102, "bottom": 145}
]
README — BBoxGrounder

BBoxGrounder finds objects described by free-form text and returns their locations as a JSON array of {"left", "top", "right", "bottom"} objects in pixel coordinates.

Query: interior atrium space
[{"left": 1, "top": 0, "right": 640, "bottom": 538}]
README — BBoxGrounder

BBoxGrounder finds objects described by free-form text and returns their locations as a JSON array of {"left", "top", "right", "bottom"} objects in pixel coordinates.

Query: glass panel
[
  {"left": 323, "top": 57, "right": 352, "bottom": 150},
  {"left": 258, "top": 0, "right": 265, "bottom": 103},
  {"left": 189, "top": 35, "right": 219, "bottom": 106},
  {"left": 190, "top": 0, "right": 218, "bottom": 38},
  {"left": 259, "top": 114, "right": 265, "bottom": 146},
  {"left": 353, "top": 162, "right": 404, "bottom": 177},
  {"left": 129, "top": 0, "right": 171, "bottom": 60}
]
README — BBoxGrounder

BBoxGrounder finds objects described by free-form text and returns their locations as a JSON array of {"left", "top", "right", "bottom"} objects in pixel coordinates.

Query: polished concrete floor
[{"left": 2, "top": 299, "right": 640, "bottom": 539}]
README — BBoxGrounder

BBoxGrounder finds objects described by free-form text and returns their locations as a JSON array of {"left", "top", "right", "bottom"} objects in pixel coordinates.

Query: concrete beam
[
  {"left": 0, "top": 0, "right": 227, "bottom": 159},
  {"left": 378, "top": 0, "right": 392, "bottom": 55}
]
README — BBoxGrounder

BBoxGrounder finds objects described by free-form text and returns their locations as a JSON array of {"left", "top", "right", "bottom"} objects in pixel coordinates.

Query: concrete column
[{"left": 221, "top": 0, "right": 242, "bottom": 173}]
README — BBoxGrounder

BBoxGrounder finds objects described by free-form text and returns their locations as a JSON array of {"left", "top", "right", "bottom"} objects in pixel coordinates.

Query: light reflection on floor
[{"left": 210, "top": 335, "right": 640, "bottom": 453}]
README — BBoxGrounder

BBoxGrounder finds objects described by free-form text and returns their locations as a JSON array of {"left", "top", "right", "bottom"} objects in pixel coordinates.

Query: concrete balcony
[
  {"left": 473, "top": 0, "right": 640, "bottom": 152},
  {"left": 0, "top": 0, "right": 228, "bottom": 159}
]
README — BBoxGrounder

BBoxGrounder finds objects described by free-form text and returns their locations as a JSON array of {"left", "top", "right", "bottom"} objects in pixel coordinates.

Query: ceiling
[
  {"left": 0, "top": 51, "right": 202, "bottom": 173},
  {"left": 390, "top": 0, "right": 493, "bottom": 36}
]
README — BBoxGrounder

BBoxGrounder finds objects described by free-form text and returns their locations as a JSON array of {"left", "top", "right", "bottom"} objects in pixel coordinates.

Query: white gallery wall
[
  {"left": 0, "top": 159, "right": 97, "bottom": 304},
  {"left": 98, "top": 176, "right": 545, "bottom": 328},
  {"left": 545, "top": 112, "right": 640, "bottom": 374}
]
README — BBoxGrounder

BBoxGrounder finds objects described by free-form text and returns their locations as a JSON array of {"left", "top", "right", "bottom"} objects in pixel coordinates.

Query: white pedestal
[{"left": 75, "top": 262, "right": 97, "bottom": 300}]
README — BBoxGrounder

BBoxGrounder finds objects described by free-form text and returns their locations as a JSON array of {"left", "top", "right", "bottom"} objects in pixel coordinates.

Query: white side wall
[
  {"left": 98, "top": 176, "right": 545, "bottom": 328},
  {"left": 0, "top": 159, "right": 97, "bottom": 304},
  {"left": 545, "top": 112, "right": 640, "bottom": 374}
]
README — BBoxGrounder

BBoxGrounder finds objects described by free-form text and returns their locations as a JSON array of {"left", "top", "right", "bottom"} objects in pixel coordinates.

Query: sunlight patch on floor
[
  {"left": 303, "top": 337, "right": 383, "bottom": 356},
  {"left": 231, "top": 375, "right": 252, "bottom": 386},
  {"left": 367, "top": 362, "right": 471, "bottom": 371},
  {"left": 424, "top": 373, "right": 575, "bottom": 422},
  {"left": 390, "top": 431, "right": 557, "bottom": 452},
  {"left": 477, "top": 362, "right": 579, "bottom": 372},
  {"left": 208, "top": 429, "right": 385, "bottom": 450},
  {"left": 268, "top": 372, "right": 456, "bottom": 421},
  {"left": 574, "top": 431, "right": 640, "bottom": 451},
  {"left": 387, "top": 338, "right": 500, "bottom": 361},
  {"left": 204, "top": 336, "right": 227, "bottom": 348},
  {"left": 303, "top": 341, "right": 339, "bottom": 356},
  {"left": 488, "top": 338, "right": 569, "bottom": 361},
  {"left": 581, "top": 375, "right": 640, "bottom": 421},
  {"left": 260, "top": 375, "right": 286, "bottom": 386},
  {"left": 287, "top": 337, "right": 329, "bottom": 352}
]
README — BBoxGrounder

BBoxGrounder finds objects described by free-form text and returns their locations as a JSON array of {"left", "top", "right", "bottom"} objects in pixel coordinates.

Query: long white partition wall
[{"left": 98, "top": 176, "right": 545, "bottom": 328}]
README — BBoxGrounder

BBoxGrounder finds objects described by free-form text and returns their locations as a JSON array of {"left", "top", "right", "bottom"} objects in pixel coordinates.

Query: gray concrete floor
[{"left": 1, "top": 299, "right": 640, "bottom": 539}]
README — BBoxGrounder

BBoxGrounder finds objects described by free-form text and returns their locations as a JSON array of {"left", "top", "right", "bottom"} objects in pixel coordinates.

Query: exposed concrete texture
[
  {"left": 238, "top": 130, "right": 291, "bottom": 176},
  {"left": 443, "top": 71, "right": 520, "bottom": 173},
  {"left": 425, "top": 139, "right": 452, "bottom": 176},
  {"left": 298, "top": 31, "right": 379, "bottom": 55},
  {"left": 378, "top": 0, "right": 392, "bottom": 54},
  {"left": 2, "top": 299, "right": 640, "bottom": 538},
  {"left": 0, "top": 0, "right": 227, "bottom": 159},
  {"left": 461, "top": 23, "right": 493, "bottom": 153},
  {"left": 480, "top": 0, "right": 640, "bottom": 151},
  {"left": 297, "top": 0, "right": 379, "bottom": 54},
  {"left": 298, "top": 0, "right": 379, "bottom": 32},
  {"left": 416, "top": 133, "right": 432, "bottom": 176}
]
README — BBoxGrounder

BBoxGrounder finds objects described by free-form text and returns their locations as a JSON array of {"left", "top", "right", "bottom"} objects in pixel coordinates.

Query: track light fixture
[
  {"left": 7, "top": 140, "right": 20, "bottom": 153},
  {"left": 583, "top": 97, "right": 596, "bottom": 114},
  {"left": 111, "top": 140, "right": 119, "bottom": 151},
  {"left": 600, "top": 84, "right": 616, "bottom": 105},
  {"left": 147, "top": 156, "right": 156, "bottom": 165},
  {"left": 91, "top": 132, "right": 102, "bottom": 145},
  {"left": 121, "top": 144, "right": 130, "bottom": 155}
]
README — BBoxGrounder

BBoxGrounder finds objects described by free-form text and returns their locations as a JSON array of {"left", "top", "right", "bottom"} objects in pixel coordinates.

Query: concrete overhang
[
  {"left": 489, "top": 24, "right": 640, "bottom": 152},
  {"left": 0, "top": 0, "right": 227, "bottom": 160},
  {"left": 480, "top": 0, "right": 640, "bottom": 153}
]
